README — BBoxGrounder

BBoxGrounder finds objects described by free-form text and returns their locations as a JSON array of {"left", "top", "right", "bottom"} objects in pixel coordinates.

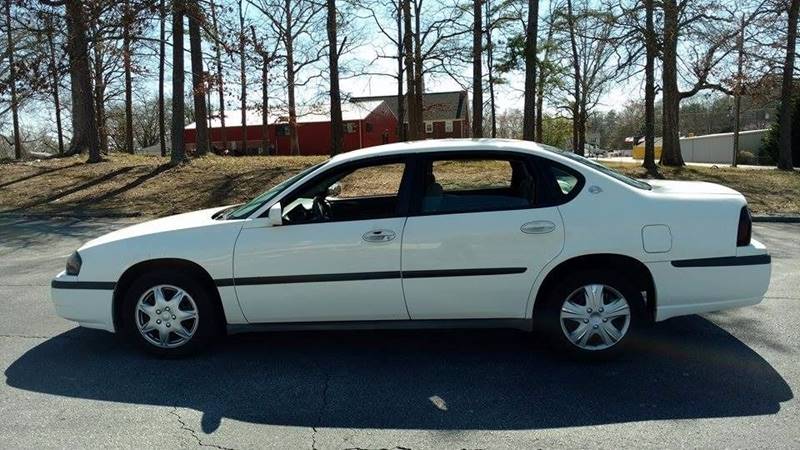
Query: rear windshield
[{"left": 540, "top": 144, "right": 651, "bottom": 190}]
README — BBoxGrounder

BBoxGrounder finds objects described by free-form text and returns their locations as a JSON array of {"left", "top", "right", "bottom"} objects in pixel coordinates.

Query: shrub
[{"left": 737, "top": 150, "right": 756, "bottom": 165}]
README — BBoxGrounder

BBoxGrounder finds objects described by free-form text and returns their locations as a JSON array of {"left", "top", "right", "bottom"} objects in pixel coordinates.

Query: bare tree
[
  {"left": 358, "top": 0, "right": 406, "bottom": 140},
  {"left": 171, "top": 0, "right": 186, "bottom": 164},
  {"left": 187, "top": 0, "right": 209, "bottom": 155},
  {"left": 472, "top": 0, "right": 482, "bottom": 137},
  {"left": 659, "top": 0, "right": 682, "bottom": 165},
  {"left": 121, "top": 0, "right": 133, "bottom": 153},
  {"left": 158, "top": 0, "right": 166, "bottom": 156},
  {"left": 209, "top": 0, "right": 227, "bottom": 152},
  {"left": 251, "top": 0, "right": 324, "bottom": 155},
  {"left": 5, "top": 0, "right": 22, "bottom": 158},
  {"left": 565, "top": 0, "right": 582, "bottom": 154},
  {"left": 54, "top": 0, "right": 102, "bottom": 162},
  {"left": 522, "top": 0, "right": 538, "bottom": 141},
  {"left": 238, "top": 0, "right": 247, "bottom": 153},
  {"left": 250, "top": 25, "right": 280, "bottom": 154},
  {"left": 327, "top": 0, "right": 343, "bottom": 154},
  {"left": 778, "top": 0, "right": 799, "bottom": 170},
  {"left": 536, "top": 8, "right": 559, "bottom": 142},
  {"left": 44, "top": 14, "right": 65, "bottom": 155},
  {"left": 642, "top": 0, "right": 657, "bottom": 173},
  {"left": 402, "top": 0, "right": 418, "bottom": 139}
]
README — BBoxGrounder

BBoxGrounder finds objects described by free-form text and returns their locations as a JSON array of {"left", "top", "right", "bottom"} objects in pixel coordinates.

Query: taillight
[{"left": 737, "top": 207, "right": 752, "bottom": 247}]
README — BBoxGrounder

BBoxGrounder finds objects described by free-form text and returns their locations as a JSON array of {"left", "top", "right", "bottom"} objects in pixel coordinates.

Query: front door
[
  {"left": 401, "top": 153, "right": 565, "bottom": 319},
  {"left": 233, "top": 159, "right": 412, "bottom": 323}
]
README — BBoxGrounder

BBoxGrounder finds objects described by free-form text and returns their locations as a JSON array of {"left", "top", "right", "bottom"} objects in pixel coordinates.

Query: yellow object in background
[{"left": 632, "top": 142, "right": 662, "bottom": 159}]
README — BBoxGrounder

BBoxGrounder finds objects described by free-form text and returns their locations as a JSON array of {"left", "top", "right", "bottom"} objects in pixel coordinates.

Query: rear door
[{"left": 400, "top": 152, "right": 565, "bottom": 319}]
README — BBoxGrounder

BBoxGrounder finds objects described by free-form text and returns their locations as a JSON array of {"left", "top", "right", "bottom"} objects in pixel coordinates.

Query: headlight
[{"left": 66, "top": 251, "right": 82, "bottom": 276}]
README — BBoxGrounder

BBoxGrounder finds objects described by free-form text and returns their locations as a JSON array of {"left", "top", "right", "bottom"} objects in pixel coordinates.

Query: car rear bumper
[
  {"left": 649, "top": 240, "right": 771, "bottom": 321},
  {"left": 51, "top": 271, "right": 116, "bottom": 332}
]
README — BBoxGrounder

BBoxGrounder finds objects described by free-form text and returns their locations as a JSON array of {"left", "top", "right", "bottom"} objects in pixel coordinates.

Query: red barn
[{"left": 184, "top": 100, "right": 398, "bottom": 155}]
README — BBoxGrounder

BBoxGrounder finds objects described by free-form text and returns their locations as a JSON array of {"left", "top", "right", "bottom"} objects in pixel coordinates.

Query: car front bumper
[
  {"left": 649, "top": 239, "right": 772, "bottom": 321},
  {"left": 51, "top": 271, "right": 116, "bottom": 332}
]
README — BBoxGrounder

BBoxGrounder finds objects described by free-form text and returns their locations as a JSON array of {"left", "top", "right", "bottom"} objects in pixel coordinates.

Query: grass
[{"left": 1, "top": 153, "right": 798, "bottom": 218}]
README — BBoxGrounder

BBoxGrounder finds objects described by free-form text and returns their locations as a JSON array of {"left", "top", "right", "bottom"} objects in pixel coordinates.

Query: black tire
[
  {"left": 120, "top": 272, "right": 218, "bottom": 357},
  {"left": 539, "top": 270, "right": 645, "bottom": 359}
]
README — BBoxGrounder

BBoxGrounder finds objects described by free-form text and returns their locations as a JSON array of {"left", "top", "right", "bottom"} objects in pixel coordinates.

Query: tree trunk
[
  {"left": 210, "top": 0, "right": 227, "bottom": 153},
  {"left": 251, "top": 25, "right": 270, "bottom": 155},
  {"left": 659, "top": 0, "right": 684, "bottom": 166},
  {"left": 565, "top": 0, "right": 581, "bottom": 155},
  {"left": 732, "top": 14, "right": 745, "bottom": 168},
  {"left": 471, "top": 0, "right": 483, "bottom": 138},
  {"left": 65, "top": 0, "right": 100, "bottom": 162},
  {"left": 262, "top": 59, "right": 269, "bottom": 154},
  {"left": 412, "top": 0, "right": 423, "bottom": 138},
  {"left": 777, "top": 0, "right": 799, "bottom": 170},
  {"left": 396, "top": 0, "right": 405, "bottom": 141},
  {"left": 642, "top": 0, "right": 657, "bottom": 174},
  {"left": 486, "top": 0, "right": 497, "bottom": 137},
  {"left": 285, "top": 0, "right": 299, "bottom": 155},
  {"left": 5, "top": 0, "right": 22, "bottom": 159},
  {"left": 123, "top": 0, "right": 134, "bottom": 154},
  {"left": 327, "top": 0, "right": 344, "bottom": 155},
  {"left": 158, "top": 0, "right": 166, "bottom": 156},
  {"left": 535, "top": 18, "right": 553, "bottom": 142},
  {"left": 171, "top": 0, "right": 186, "bottom": 164},
  {"left": 188, "top": 2, "right": 209, "bottom": 156},
  {"left": 46, "top": 18, "right": 65, "bottom": 155},
  {"left": 402, "top": 0, "right": 417, "bottom": 140},
  {"left": 91, "top": 31, "right": 107, "bottom": 154},
  {"left": 522, "top": 0, "right": 538, "bottom": 141},
  {"left": 239, "top": 0, "right": 247, "bottom": 154}
]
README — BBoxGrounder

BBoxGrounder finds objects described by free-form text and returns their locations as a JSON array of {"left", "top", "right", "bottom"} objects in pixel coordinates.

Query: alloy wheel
[
  {"left": 135, "top": 285, "right": 199, "bottom": 349},
  {"left": 559, "top": 284, "right": 631, "bottom": 351}
]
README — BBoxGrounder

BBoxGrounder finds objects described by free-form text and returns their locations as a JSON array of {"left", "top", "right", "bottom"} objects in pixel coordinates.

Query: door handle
[
  {"left": 362, "top": 229, "right": 397, "bottom": 243},
  {"left": 521, "top": 220, "right": 556, "bottom": 234}
]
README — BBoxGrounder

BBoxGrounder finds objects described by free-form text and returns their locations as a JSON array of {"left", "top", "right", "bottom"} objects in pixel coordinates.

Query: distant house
[
  {"left": 351, "top": 90, "right": 471, "bottom": 139},
  {"left": 183, "top": 100, "right": 397, "bottom": 156}
]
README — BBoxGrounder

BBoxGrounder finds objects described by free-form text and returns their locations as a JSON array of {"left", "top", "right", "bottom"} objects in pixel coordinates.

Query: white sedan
[{"left": 51, "top": 139, "right": 771, "bottom": 357}]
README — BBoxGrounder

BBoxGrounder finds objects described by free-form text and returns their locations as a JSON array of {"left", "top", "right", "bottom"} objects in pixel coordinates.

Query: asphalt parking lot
[{"left": 0, "top": 215, "right": 797, "bottom": 449}]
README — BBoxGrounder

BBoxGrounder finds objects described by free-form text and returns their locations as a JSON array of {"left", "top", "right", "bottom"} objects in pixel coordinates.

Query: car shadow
[{"left": 4, "top": 315, "right": 792, "bottom": 433}]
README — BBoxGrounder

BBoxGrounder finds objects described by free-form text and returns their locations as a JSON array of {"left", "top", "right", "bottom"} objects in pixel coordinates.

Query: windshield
[
  {"left": 539, "top": 144, "right": 652, "bottom": 190},
  {"left": 225, "top": 162, "right": 326, "bottom": 219}
]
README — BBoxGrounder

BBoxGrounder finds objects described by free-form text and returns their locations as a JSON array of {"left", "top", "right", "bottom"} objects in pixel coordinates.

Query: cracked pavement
[{"left": 0, "top": 214, "right": 798, "bottom": 449}]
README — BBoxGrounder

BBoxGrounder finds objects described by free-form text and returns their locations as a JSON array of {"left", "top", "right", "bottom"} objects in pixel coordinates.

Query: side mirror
[
  {"left": 268, "top": 203, "right": 283, "bottom": 226},
  {"left": 327, "top": 182, "right": 342, "bottom": 198}
]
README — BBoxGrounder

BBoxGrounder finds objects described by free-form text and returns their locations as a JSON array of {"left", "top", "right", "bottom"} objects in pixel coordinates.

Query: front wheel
[
  {"left": 121, "top": 273, "right": 218, "bottom": 357},
  {"left": 541, "top": 271, "right": 644, "bottom": 358}
]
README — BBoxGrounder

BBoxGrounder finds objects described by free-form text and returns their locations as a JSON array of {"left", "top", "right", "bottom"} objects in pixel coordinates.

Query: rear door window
[{"left": 420, "top": 156, "right": 536, "bottom": 214}]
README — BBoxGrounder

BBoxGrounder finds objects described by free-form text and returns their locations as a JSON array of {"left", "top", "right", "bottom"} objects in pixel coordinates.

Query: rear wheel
[
  {"left": 121, "top": 273, "right": 218, "bottom": 357},
  {"left": 541, "top": 271, "right": 643, "bottom": 358}
]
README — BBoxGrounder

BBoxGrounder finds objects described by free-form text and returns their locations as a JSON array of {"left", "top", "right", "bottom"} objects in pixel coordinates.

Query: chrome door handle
[
  {"left": 362, "top": 229, "right": 396, "bottom": 243},
  {"left": 521, "top": 221, "right": 556, "bottom": 234}
]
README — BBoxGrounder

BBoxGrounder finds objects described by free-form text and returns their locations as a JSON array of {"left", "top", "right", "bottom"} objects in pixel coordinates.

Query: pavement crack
[
  {"left": 169, "top": 407, "right": 236, "bottom": 450},
  {"left": 310, "top": 360, "right": 331, "bottom": 450},
  {"left": 0, "top": 334, "right": 51, "bottom": 339},
  {"left": 343, "top": 447, "right": 413, "bottom": 450}
]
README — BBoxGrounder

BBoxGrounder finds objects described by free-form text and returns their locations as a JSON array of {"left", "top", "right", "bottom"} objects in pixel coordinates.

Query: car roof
[{"left": 329, "top": 138, "right": 558, "bottom": 164}]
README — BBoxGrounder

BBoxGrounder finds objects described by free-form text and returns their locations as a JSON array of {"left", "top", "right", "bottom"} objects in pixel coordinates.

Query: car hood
[
  {"left": 80, "top": 206, "right": 232, "bottom": 250},
  {"left": 645, "top": 179, "right": 742, "bottom": 196}
]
